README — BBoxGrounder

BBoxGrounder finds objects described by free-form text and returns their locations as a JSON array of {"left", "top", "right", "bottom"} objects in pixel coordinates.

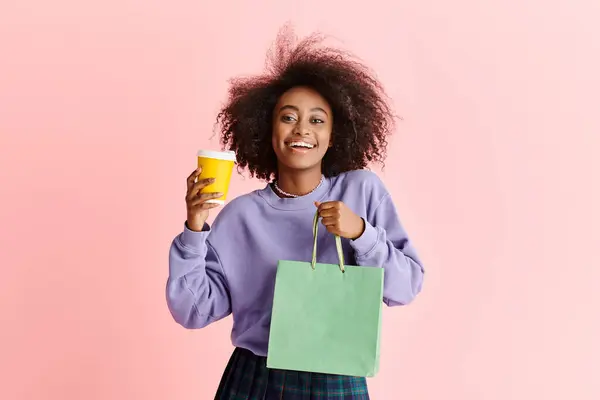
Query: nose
[{"left": 293, "top": 121, "right": 310, "bottom": 136}]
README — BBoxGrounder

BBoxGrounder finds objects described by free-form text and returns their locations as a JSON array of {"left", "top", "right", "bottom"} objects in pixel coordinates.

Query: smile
[{"left": 286, "top": 141, "right": 315, "bottom": 149}]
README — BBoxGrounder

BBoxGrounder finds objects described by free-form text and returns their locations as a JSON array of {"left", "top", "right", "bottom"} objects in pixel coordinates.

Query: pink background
[{"left": 1, "top": 1, "right": 599, "bottom": 399}]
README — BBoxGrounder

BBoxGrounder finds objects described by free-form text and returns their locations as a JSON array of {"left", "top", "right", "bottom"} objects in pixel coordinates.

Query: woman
[{"left": 166, "top": 27, "right": 425, "bottom": 399}]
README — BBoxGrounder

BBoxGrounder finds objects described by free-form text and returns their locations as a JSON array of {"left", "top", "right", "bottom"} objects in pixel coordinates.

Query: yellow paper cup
[{"left": 197, "top": 150, "right": 236, "bottom": 205}]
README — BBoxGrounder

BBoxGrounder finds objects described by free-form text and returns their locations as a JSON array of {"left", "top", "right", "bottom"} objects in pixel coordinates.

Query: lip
[
  {"left": 284, "top": 140, "right": 316, "bottom": 155},
  {"left": 285, "top": 140, "right": 316, "bottom": 147}
]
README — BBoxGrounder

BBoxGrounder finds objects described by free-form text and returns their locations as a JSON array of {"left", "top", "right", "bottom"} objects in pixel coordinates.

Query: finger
[
  {"left": 189, "top": 192, "right": 224, "bottom": 206},
  {"left": 197, "top": 202, "right": 221, "bottom": 210},
  {"left": 316, "top": 201, "right": 333, "bottom": 210},
  {"left": 188, "top": 200, "right": 221, "bottom": 211},
  {"left": 317, "top": 201, "right": 341, "bottom": 212},
  {"left": 188, "top": 203, "right": 221, "bottom": 214},
  {"left": 324, "top": 224, "right": 340, "bottom": 236},
  {"left": 321, "top": 216, "right": 338, "bottom": 227},
  {"left": 193, "top": 177, "right": 216, "bottom": 191},
  {"left": 187, "top": 168, "right": 202, "bottom": 189},
  {"left": 318, "top": 208, "right": 341, "bottom": 218},
  {"left": 186, "top": 178, "right": 216, "bottom": 199}
]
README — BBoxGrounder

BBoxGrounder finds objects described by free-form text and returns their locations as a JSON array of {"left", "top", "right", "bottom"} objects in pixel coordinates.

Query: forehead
[{"left": 276, "top": 86, "right": 331, "bottom": 112}]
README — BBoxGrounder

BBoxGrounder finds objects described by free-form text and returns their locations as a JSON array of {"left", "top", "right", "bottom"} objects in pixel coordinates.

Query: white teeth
[{"left": 288, "top": 141, "right": 315, "bottom": 149}]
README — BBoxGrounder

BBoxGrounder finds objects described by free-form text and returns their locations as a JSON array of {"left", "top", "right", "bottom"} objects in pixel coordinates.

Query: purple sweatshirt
[{"left": 166, "top": 170, "right": 424, "bottom": 357}]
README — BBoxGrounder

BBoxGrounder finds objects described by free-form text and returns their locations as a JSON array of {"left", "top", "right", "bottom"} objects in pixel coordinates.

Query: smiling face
[{"left": 272, "top": 86, "right": 333, "bottom": 176}]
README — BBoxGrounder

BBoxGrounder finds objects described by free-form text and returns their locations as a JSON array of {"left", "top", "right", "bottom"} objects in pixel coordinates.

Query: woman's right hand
[{"left": 185, "top": 168, "right": 223, "bottom": 232}]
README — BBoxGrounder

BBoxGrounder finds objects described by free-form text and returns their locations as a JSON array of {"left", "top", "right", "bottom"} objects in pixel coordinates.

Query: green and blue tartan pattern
[{"left": 215, "top": 348, "right": 370, "bottom": 399}]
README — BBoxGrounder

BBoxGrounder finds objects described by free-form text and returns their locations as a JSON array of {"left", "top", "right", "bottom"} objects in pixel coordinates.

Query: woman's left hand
[{"left": 315, "top": 201, "right": 365, "bottom": 240}]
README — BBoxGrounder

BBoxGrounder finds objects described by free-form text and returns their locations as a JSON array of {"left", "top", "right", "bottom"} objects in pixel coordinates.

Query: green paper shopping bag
[{"left": 266, "top": 211, "right": 384, "bottom": 377}]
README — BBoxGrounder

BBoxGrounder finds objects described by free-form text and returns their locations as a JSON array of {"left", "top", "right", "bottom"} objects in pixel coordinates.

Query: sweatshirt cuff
[
  {"left": 180, "top": 221, "right": 210, "bottom": 251},
  {"left": 350, "top": 219, "right": 379, "bottom": 258}
]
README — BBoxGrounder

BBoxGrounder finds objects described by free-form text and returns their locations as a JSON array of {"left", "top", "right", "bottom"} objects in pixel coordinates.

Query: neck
[{"left": 275, "top": 167, "right": 323, "bottom": 197}]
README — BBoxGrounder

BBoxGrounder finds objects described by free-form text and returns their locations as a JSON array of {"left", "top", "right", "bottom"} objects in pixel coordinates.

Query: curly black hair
[{"left": 216, "top": 26, "right": 396, "bottom": 181}]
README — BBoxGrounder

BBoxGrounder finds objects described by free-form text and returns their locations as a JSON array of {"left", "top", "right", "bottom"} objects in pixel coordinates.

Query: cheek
[
  {"left": 271, "top": 132, "right": 279, "bottom": 153},
  {"left": 272, "top": 121, "right": 285, "bottom": 139},
  {"left": 271, "top": 123, "right": 287, "bottom": 154},
  {"left": 271, "top": 122, "right": 279, "bottom": 144},
  {"left": 319, "top": 127, "right": 333, "bottom": 149}
]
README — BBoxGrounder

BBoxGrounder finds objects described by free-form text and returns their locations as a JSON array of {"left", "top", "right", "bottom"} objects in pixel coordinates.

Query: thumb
[{"left": 314, "top": 201, "right": 321, "bottom": 208}]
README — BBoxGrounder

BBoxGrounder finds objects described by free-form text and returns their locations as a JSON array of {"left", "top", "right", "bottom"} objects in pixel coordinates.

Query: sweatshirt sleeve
[
  {"left": 166, "top": 222, "right": 231, "bottom": 329},
  {"left": 349, "top": 194, "right": 424, "bottom": 306}
]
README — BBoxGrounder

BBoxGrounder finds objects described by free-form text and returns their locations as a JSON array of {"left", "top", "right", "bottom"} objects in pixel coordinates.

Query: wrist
[
  {"left": 349, "top": 221, "right": 379, "bottom": 258},
  {"left": 181, "top": 220, "right": 210, "bottom": 251},
  {"left": 186, "top": 219, "right": 206, "bottom": 232},
  {"left": 350, "top": 217, "right": 366, "bottom": 240}
]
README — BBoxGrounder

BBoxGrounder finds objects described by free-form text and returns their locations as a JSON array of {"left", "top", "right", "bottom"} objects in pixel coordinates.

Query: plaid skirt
[{"left": 215, "top": 347, "right": 370, "bottom": 399}]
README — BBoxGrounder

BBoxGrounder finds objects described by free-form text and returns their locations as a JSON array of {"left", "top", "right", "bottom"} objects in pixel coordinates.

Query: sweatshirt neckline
[{"left": 257, "top": 175, "right": 332, "bottom": 211}]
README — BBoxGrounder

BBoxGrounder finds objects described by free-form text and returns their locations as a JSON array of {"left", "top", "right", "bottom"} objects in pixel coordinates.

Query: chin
[
  {"left": 280, "top": 159, "right": 321, "bottom": 172},
  {"left": 274, "top": 146, "right": 326, "bottom": 173}
]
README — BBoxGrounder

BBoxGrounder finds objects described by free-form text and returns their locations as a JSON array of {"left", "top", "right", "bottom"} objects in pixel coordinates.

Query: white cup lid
[{"left": 197, "top": 150, "right": 236, "bottom": 161}]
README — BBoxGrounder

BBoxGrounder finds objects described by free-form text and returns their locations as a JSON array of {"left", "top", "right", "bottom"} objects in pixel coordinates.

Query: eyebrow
[{"left": 278, "top": 105, "right": 329, "bottom": 116}]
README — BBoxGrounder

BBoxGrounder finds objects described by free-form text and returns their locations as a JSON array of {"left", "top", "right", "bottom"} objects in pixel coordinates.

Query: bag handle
[{"left": 311, "top": 211, "right": 346, "bottom": 273}]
